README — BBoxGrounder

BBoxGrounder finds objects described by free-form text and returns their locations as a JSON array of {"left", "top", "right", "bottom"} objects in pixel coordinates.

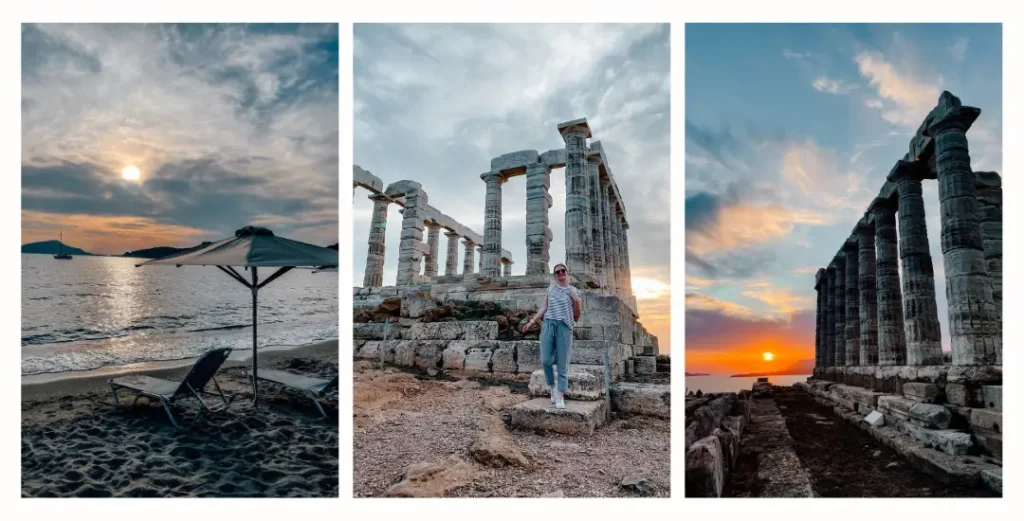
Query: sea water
[
  {"left": 684, "top": 374, "right": 812, "bottom": 394},
  {"left": 21, "top": 254, "right": 338, "bottom": 375}
]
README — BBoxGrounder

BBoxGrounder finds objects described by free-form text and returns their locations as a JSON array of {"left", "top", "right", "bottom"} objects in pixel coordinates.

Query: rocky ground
[
  {"left": 725, "top": 386, "right": 994, "bottom": 497},
  {"left": 353, "top": 361, "right": 669, "bottom": 497}
]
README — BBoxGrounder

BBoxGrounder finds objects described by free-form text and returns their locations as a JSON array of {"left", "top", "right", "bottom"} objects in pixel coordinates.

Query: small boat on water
[{"left": 54, "top": 232, "right": 72, "bottom": 260}]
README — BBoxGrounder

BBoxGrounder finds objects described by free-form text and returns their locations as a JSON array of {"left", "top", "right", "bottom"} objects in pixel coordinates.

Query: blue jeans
[{"left": 541, "top": 319, "right": 573, "bottom": 393}]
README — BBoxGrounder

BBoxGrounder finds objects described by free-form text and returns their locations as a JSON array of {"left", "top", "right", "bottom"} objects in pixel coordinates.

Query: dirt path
[
  {"left": 352, "top": 362, "right": 670, "bottom": 497},
  {"left": 769, "top": 387, "right": 994, "bottom": 497}
]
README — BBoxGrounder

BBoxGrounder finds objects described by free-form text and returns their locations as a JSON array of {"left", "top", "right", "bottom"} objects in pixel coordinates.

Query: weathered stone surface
[
  {"left": 969, "top": 408, "right": 1001, "bottom": 433},
  {"left": 402, "top": 292, "right": 440, "bottom": 319},
  {"left": 385, "top": 454, "right": 478, "bottom": 497},
  {"left": 878, "top": 395, "right": 914, "bottom": 420},
  {"left": 903, "top": 382, "right": 939, "bottom": 403},
  {"left": 491, "top": 343, "right": 517, "bottom": 373},
  {"left": 686, "top": 395, "right": 736, "bottom": 442},
  {"left": 685, "top": 435, "right": 725, "bottom": 497},
  {"left": 864, "top": 410, "right": 885, "bottom": 427},
  {"left": 405, "top": 321, "right": 498, "bottom": 341},
  {"left": 857, "top": 220, "right": 879, "bottom": 365},
  {"left": 364, "top": 194, "right": 390, "bottom": 287},
  {"left": 393, "top": 340, "right": 417, "bottom": 366},
  {"left": 634, "top": 355, "right": 657, "bottom": 374},
  {"left": 843, "top": 240, "right": 861, "bottom": 366},
  {"left": 510, "top": 397, "right": 607, "bottom": 436},
  {"left": 610, "top": 382, "right": 670, "bottom": 418},
  {"left": 833, "top": 252, "right": 846, "bottom": 366},
  {"left": 441, "top": 342, "right": 471, "bottom": 370},
  {"left": 982, "top": 385, "right": 1002, "bottom": 410},
  {"left": 490, "top": 149, "right": 540, "bottom": 173},
  {"left": 871, "top": 198, "right": 907, "bottom": 365},
  {"left": 464, "top": 343, "right": 496, "bottom": 372},
  {"left": 908, "top": 402, "right": 952, "bottom": 429},
  {"left": 898, "top": 423, "right": 972, "bottom": 456},
  {"left": 561, "top": 119, "right": 593, "bottom": 277},
  {"left": 823, "top": 266, "right": 835, "bottom": 367},
  {"left": 981, "top": 468, "right": 1002, "bottom": 495},
  {"left": 926, "top": 105, "right": 1001, "bottom": 365},
  {"left": 514, "top": 341, "right": 542, "bottom": 373},
  {"left": 481, "top": 172, "right": 505, "bottom": 278},
  {"left": 353, "top": 322, "right": 401, "bottom": 340},
  {"left": 815, "top": 269, "right": 826, "bottom": 367},
  {"left": 414, "top": 340, "right": 447, "bottom": 368},
  {"left": 528, "top": 369, "right": 604, "bottom": 401}
]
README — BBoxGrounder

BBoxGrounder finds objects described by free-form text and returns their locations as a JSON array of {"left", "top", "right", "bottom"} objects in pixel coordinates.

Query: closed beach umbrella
[{"left": 137, "top": 226, "right": 338, "bottom": 402}]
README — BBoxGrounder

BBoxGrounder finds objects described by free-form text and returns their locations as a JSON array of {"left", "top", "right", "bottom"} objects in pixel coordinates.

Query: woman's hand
[{"left": 521, "top": 318, "right": 534, "bottom": 334}]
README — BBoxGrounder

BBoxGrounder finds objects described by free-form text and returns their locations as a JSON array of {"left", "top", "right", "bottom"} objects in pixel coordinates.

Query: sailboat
[{"left": 54, "top": 232, "right": 72, "bottom": 260}]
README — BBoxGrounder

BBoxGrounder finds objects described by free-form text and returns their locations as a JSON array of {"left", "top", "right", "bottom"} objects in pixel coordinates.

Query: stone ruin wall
[
  {"left": 352, "top": 117, "right": 660, "bottom": 380},
  {"left": 808, "top": 91, "right": 1002, "bottom": 469}
]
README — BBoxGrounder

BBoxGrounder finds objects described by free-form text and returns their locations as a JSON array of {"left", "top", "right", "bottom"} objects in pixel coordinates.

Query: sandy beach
[
  {"left": 353, "top": 361, "right": 670, "bottom": 497},
  {"left": 22, "top": 340, "right": 339, "bottom": 498}
]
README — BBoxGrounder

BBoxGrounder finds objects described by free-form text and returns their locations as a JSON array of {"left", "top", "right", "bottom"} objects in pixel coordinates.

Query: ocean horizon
[
  {"left": 21, "top": 254, "right": 338, "bottom": 375},
  {"left": 685, "top": 373, "right": 812, "bottom": 394}
]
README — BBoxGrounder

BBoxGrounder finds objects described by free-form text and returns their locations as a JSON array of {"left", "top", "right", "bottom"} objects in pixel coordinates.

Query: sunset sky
[
  {"left": 21, "top": 23, "right": 339, "bottom": 255},
  {"left": 353, "top": 24, "right": 672, "bottom": 350},
  {"left": 685, "top": 24, "right": 1002, "bottom": 374}
]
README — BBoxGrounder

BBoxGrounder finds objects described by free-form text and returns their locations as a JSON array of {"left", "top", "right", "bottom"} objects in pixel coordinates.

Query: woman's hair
[{"left": 553, "top": 263, "right": 567, "bottom": 273}]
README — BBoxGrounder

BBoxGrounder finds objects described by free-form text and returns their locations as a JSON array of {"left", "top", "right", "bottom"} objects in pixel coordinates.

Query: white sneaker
[
  {"left": 555, "top": 395, "right": 566, "bottom": 409},
  {"left": 550, "top": 388, "right": 558, "bottom": 405}
]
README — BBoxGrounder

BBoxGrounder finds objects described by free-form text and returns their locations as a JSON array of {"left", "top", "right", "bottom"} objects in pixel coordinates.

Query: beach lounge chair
[
  {"left": 108, "top": 347, "right": 234, "bottom": 428},
  {"left": 252, "top": 370, "right": 338, "bottom": 418}
]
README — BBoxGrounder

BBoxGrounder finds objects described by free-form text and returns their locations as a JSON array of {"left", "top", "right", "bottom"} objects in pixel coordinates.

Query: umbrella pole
[{"left": 251, "top": 266, "right": 259, "bottom": 405}]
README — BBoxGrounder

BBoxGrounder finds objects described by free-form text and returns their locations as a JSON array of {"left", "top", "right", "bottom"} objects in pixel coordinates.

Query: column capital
[
  {"left": 925, "top": 105, "right": 981, "bottom": 136},
  {"left": 480, "top": 171, "right": 506, "bottom": 184},
  {"left": 833, "top": 251, "right": 846, "bottom": 266},
  {"left": 867, "top": 196, "right": 897, "bottom": 216},
  {"left": 842, "top": 236, "right": 858, "bottom": 253},
  {"left": 445, "top": 230, "right": 460, "bottom": 238},
  {"left": 855, "top": 217, "right": 875, "bottom": 235},
  {"left": 557, "top": 117, "right": 592, "bottom": 141},
  {"left": 368, "top": 193, "right": 393, "bottom": 203},
  {"left": 462, "top": 238, "right": 476, "bottom": 246},
  {"left": 826, "top": 263, "right": 836, "bottom": 274},
  {"left": 586, "top": 148, "right": 602, "bottom": 165},
  {"left": 887, "top": 158, "right": 932, "bottom": 184},
  {"left": 815, "top": 268, "right": 826, "bottom": 288}
]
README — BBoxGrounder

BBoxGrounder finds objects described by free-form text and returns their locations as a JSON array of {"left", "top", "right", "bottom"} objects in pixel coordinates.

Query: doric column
[
  {"left": 869, "top": 197, "right": 907, "bottom": 366},
  {"left": 843, "top": 238, "right": 860, "bottom": 366},
  {"left": 815, "top": 269, "right": 826, "bottom": 368},
  {"left": 974, "top": 171, "right": 1002, "bottom": 329},
  {"left": 832, "top": 252, "right": 846, "bottom": 367},
  {"left": 926, "top": 104, "right": 1000, "bottom": 365},
  {"left": 587, "top": 150, "right": 606, "bottom": 287},
  {"left": 856, "top": 219, "right": 879, "bottom": 365},
  {"left": 824, "top": 265, "right": 836, "bottom": 367},
  {"left": 559, "top": 119, "right": 593, "bottom": 277},
  {"left": 462, "top": 239, "right": 476, "bottom": 276},
  {"left": 618, "top": 219, "right": 626, "bottom": 298},
  {"left": 603, "top": 183, "right": 618, "bottom": 293},
  {"left": 363, "top": 194, "right": 390, "bottom": 287},
  {"left": 501, "top": 260, "right": 512, "bottom": 277},
  {"left": 612, "top": 209, "right": 625, "bottom": 299},
  {"left": 480, "top": 172, "right": 505, "bottom": 278},
  {"left": 395, "top": 187, "right": 428, "bottom": 286},
  {"left": 525, "top": 163, "right": 553, "bottom": 275},
  {"left": 889, "top": 161, "right": 944, "bottom": 365},
  {"left": 444, "top": 231, "right": 460, "bottom": 276},
  {"left": 477, "top": 245, "right": 483, "bottom": 273},
  {"left": 424, "top": 222, "right": 441, "bottom": 278}
]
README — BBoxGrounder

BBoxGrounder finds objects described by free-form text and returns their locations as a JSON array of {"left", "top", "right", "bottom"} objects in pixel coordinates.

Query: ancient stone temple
[
  {"left": 808, "top": 92, "right": 1002, "bottom": 490},
  {"left": 353, "top": 117, "right": 663, "bottom": 436}
]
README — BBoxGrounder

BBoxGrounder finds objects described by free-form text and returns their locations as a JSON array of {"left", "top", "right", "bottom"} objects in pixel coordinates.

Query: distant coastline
[
  {"left": 729, "top": 370, "right": 812, "bottom": 378},
  {"left": 685, "top": 372, "right": 710, "bottom": 376}
]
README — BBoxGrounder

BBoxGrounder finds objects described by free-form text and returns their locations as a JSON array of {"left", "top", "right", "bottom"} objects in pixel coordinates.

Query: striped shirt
[{"left": 546, "top": 284, "right": 578, "bottom": 329}]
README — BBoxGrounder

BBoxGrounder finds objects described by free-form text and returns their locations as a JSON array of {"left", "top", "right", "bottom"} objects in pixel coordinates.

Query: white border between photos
[{"left": 0, "top": 0, "right": 1016, "bottom": 519}]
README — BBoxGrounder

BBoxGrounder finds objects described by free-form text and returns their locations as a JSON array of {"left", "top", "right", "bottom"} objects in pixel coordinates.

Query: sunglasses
[{"left": 554, "top": 269, "right": 566, "bottom": 275}]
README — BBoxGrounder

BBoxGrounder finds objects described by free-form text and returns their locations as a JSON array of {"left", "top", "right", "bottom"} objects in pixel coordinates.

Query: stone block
[
  {"left": 685, "top": 436, "right": 725, "bottom": 497},
  {"left": 908, "top": 403, "right": 952, "bottom": 429},
  {"left": 490, "top": 150, "right": 540, "bottom": 173},
  {"left": 393, "top": 341, "right": 416, "bottom": 366},
  {"left": 864, "top": 410, "right": 885, "bottom": 427},
  {"left": 903, "top": 382, "right": 939, "bottom": 403},
  {"left": 528, "top": 369, "right": 604, "bottom": 401},
  {"left": 635, "top": 355, "right": 657, "bottom": 374},
  {"left": 610, "top": 382, "right": 670, "bottom": 418},
  {"left": 442, "top": 342, "right": 470, "bottom": 370},
  {"left": 515, "top": 341, "right": 542, "bottom": 373},
  {"left": 491, "top": 343, "right": 517, "bottom": 373},
  {"left": 464, "top": 343, "right": 497, "bottom": 372},
  {"left": 973, "top": 430, "right": 1002, "bottom": 459},
  {"left": 686, "top": 395, "right": 735, "bottom": 441},
  {"left": 353, "top": 322, "right": 397, "bottom": 340},
  {"left": 944, "top": 383, "right": 970, "bottom": 406},
  {"left": 899, "top": 423, "right": 973, "bottom": 456},
  {"left": 414, "top": 341, "right": 447, "bottom": 368},
  {"left": 877, "top": 395, "right": 913, "bottom": 421},
  {"left": 402, "top": 292, "right": 439, "bottom": 318},
  {"left": 969, "top": 409, "right": 1002, "bottom": 433},
  {"left": 405, "top": 321, "right": 498, "bottom": 341},
  {"left": 981, "top": 468, "right": 1002, "bottom": 495},
  {"left": 982, "top": 385, "right": 1002, "bottom": 410},
  {"left": 356, "top": 341, "right": 396, "bottom": 363},
  {"left": 510, "top": 397, "right": 607, "bottom": 436}
]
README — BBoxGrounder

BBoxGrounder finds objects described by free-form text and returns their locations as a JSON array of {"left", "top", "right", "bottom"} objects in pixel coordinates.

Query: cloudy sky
[
  {"left": 21, "top": 23, "right": 339, "bottom": 255},
  {"left": 353, "top": 24, "right": 672, "bottom": 349},
  {"left": 685, "top": 24, "right": 1002, "bottom": 373}
]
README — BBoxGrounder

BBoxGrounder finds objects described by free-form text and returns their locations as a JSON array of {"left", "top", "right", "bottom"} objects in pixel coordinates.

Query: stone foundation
[{"left": 684, "top": 393, "right": 752, "bottom": 497}]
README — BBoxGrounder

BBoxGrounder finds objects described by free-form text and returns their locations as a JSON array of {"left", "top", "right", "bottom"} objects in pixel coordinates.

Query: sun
[
  {"left": 121, "top": 165, "right": 141, "bottom": 181},
  {"left": 762, "top": 352, "right": 774, "bottom": 361}
]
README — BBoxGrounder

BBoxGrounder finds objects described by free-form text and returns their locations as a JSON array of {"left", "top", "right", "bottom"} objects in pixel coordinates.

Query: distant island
[
  {"left": 731, "top": 359, "right": 814, "bottom": 378},
  {"left": 22, "top": 240, "right": 92, "bottom": 256},
  {"left": 685, "top": 372, "right": 710, "bottom": 376},
  {"left": 121, "top": 242, "right": 213, "bottom": 259}
]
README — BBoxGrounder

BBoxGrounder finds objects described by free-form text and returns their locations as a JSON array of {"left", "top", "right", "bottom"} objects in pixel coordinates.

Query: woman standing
[{"left": 521, "top": 263, "right": 582, "bottom": 409}]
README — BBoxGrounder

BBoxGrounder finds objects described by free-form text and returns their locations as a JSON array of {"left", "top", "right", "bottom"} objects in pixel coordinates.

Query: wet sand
[{"left": 22, "top": 340, "right": 339, "bottom": 498}]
